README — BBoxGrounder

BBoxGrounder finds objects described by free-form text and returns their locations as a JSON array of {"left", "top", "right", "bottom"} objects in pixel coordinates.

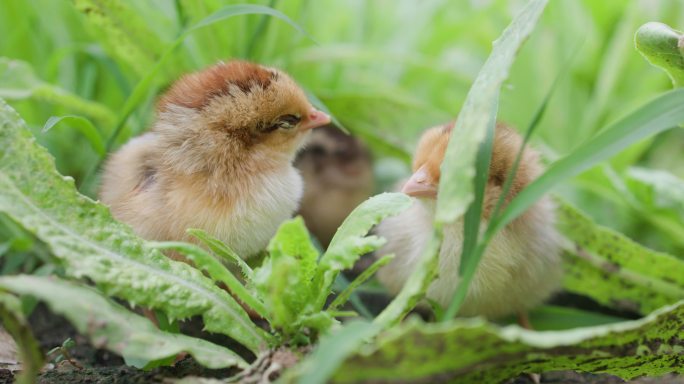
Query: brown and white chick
[
  {"left": 376, "top": 122, "right": 562, "bottom": 320},
  {"left": 100, "top": 60, "right": 330, "bottom": 259},
  {"left": 294, "top": 125, "right": 374, "bottom": 247}
]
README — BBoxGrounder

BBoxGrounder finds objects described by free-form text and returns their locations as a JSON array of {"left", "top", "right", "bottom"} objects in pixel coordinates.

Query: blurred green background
[{"left": 1, "top": 0, "right": 683, "bottom": 270}]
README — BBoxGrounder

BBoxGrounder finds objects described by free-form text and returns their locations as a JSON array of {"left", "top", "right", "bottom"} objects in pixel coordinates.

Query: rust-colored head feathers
[
  {"left": 158, "top": 60, "right": 277, "bottom": 111},
  {"left": 402, "top": 122, "right": 543, "bottom": 215},
  {"left": 152, "top": 60, "right": 330, "bottom": 177}
]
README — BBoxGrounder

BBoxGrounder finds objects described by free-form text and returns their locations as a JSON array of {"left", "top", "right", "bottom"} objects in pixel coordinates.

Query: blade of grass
[
  {"left": 330, "top": 273, "right": 373, "bottom": 319},
  {"left": 491, "top": 88, "right": 684, "bottom": 236},
  {"left": 245, "top": 0, "right": 279, "bottom": 58},
  {"left": 328, "top": 254, "right": 394, "bottom": 312},
  {"left": 436, "top": 0, "right": 550, "bottom": 320},
  {"left": 42, "top": 115, "right": 106, "bottom": 157},
  {"left": 441, "top": 43, "right": 578, "bottom": 320},
  {"left": 188, "top": 228, "right": 254, "bottom": 281},
  {"left": 435, "top": 0, "right": 549, "bottom": 224}
]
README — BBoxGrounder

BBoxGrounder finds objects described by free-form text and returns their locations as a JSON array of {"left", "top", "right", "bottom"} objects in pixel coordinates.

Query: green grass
[
  {"left": 1, "top": 0, "right": 684, "bottom": 381},
  {"left": 1, "top": 0, "right": 682, "bottom": 250}
]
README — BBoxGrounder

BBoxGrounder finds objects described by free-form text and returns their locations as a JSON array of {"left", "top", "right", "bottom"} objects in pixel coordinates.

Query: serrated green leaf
[
  {"left": 315, "top": 193, "right": 412, "bottom": 309},
  {"left": 557, "top": 200, "right": 684, "bottom": 314},
  {"left": 334, "top": 301, "right": 684, "bottom": 383},
  {"left": 149, "top": 241, "right": 269, "bottom": 322},
  {"left": 0, "top": 275, "right": 248, "bottom": 369},
  {"left": 253, "top": 217, "right": 319, "bottom": 336},
  {"left": 0, "top": 291, "right": 43, "bottom": 384},
  {"left": 253, "top": 252, "right": 298, "bottom": 336},
  {"left": 0, "top": 99, "right": 270, "bottom": 353},
  {"left": 436, "top": 0, "right": 548, "bottom": 223},
  {"left": 268, "top": 217, "right": 318, "bottom": 295},
  {"left": 188, "top": 228, "right": 254, "bottom": 281},
  {"left": 42, "top": 115, "right": 106, "bottom": 156},
  {"left": 635, "top": 22, "right": 684, "bottom": 87}
]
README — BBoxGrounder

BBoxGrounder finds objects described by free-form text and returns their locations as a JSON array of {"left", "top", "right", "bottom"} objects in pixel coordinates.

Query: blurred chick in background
[
  {"left": 100, "top": 60, "right": 330, "bottom": 259},
  {"left": 295, "top": 125, "right": 374, "bottom": 247},
  {"left": 376, "top": 122, "right": 562, "bottom": 323}
]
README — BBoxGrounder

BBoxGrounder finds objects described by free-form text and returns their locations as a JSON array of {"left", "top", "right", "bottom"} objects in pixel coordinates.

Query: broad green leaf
[
  {"left": 435, "top": 0, "right": 548, "bottom": 223},
  {"left": 72, "top": 0, "right": 164, "bottom": 76},
  {"left": 268, "top": 217, "right": 318, "bottom": 298},
  {"left": 327, "top": 254, "right": 394, "bottom": 312},
  {"left": 0, "top": 58, "right": 115, "bottom": 124},
  {"left": 491, "top": 89, "right": 684, "bottom": 237},
  {"left": 189, "top": 228, "right": 254, "bottom": 281},
  {"left": 0, "top": 99, "right": 270, "bottom": 353},
  {"left": 253, "top": 217, "right": 319, "bottom": 336},
  {"left": 334, "top": 301, "right": 684, "bottom": 383},
  {"left": 42, "top": 115, "right": 106, "bottom": 156},
  {"left": 253, "top": 251, "right": 299, "bottom": 336},
  {"left": 0, "top": 291, "right": 42, "bottom": 384},
  {"left": 149, "top": 241, "right": 269, "bottom": 321},
  {"left": 0, "top": 275, "right": 248, "bottom": 369},
  {"left": 557, "top": 201, "right": 684, "bottom": 314},
  {"left": 315, "top": 193, "right": 412, "bottom": 309},
  {"left": 289, "top": 321, "right": 381, "bottom": 384},
  {"left": 635, "top": 22, "right": 684, "bottom": 87},
  {"left": 374, "top": 228, "right": 442, "bottom": 328}
]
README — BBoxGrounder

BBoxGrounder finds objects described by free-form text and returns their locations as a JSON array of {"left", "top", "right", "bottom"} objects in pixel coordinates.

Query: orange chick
[
  {"left": 294, "top": 125, "right": 374, "bottom": 247},
  {"left": 376, "top": 122, "right": 562, "bottom": 320},
  {"left": 100, "top": 60, "right": 330, "bottom": 258}
]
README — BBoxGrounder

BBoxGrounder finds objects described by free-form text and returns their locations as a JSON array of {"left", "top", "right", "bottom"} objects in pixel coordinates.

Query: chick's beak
[
  {"left": 299, "top": 108, "right": 331, "bottom": 131},
  {"left": 401, "top": 165, "right": 437, "bottom": 198}
]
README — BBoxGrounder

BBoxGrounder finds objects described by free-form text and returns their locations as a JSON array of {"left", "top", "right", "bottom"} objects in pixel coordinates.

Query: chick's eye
[{"left": 277, "top": 114, "right": 301, "bottom": 129}]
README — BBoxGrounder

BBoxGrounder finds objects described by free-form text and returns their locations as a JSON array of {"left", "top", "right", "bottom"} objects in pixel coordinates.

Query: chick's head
[
  {"left": 403, "top": 122, "right": 542, "bottom": 207},
  {"left": 155, "top": 60, "right": 330, "bottom": 175}
]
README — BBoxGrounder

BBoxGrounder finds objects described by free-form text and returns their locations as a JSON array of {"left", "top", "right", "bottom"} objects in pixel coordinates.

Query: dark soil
[
  {"left": 2, "top": 300, "right": 681, "bottom": 383},
  {"left": 0, "top": 304, "right": 242, "bottom": 384}
]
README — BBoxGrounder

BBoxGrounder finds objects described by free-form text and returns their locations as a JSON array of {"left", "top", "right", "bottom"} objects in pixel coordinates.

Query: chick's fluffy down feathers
[
  {"left": 100, "top": 61, "right": 328, "bottom": 258},
  {"left": 100, "top": 131, "right": 303, "bottom": 258},
  {"left": 376, "top": 123, "right": 562, "bottom": 318}
]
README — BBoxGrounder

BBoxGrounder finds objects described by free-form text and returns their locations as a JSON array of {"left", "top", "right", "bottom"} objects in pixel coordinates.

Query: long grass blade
[
  {"left": 328, "top": 254, "right": 394, "bottom": 312},
  {"left": 42, "top": 115, "right": 106, "bottom": 156},
  {"left": 491, "top": 88, "right": 684, "bottom": 236}
]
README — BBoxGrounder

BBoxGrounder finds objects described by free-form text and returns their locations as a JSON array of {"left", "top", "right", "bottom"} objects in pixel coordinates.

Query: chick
[
  {"left": 376, "top": 122, "right": 562, "bottom": 320},
  {"left": 100, "top": 60, "right": 330, "bottom": 259},
  {"left": 294, "top": 125, "right": 374, "bottom": 247}
]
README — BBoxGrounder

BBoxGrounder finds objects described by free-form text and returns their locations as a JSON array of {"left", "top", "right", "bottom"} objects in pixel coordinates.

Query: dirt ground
[{"left": 0, "top": 302, "right": 681, "bottom": 383}]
